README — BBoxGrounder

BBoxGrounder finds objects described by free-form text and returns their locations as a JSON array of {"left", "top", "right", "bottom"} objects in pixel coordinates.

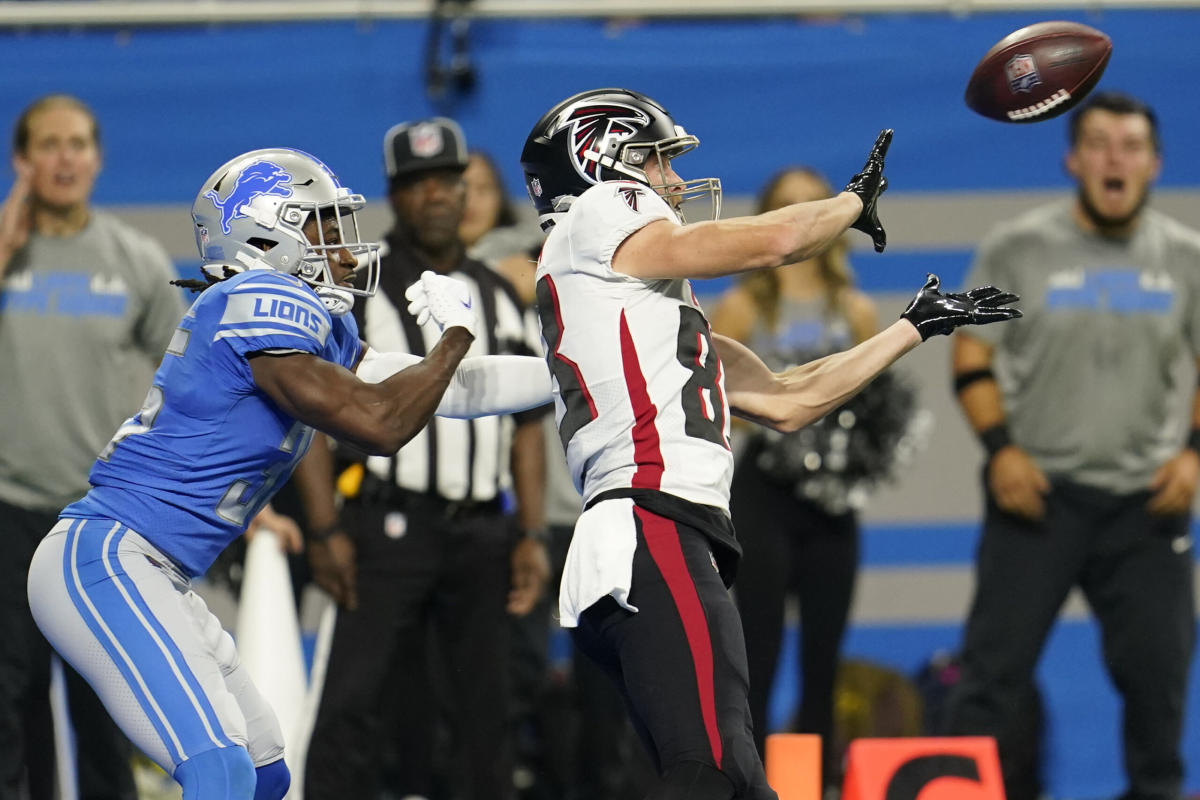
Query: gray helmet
[{"left": 191, "top": 148, "right": 380, "bottom": 315}]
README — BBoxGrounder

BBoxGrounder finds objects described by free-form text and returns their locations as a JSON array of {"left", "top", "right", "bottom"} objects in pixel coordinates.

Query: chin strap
[
  {"left": 314, "top": 286, "right": 354, "bottom": 317},
  {"left": 195, "top": 251, "right": 355, "bottom": 316}
]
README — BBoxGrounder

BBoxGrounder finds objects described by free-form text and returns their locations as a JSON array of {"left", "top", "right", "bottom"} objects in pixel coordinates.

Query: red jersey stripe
[{"left": 619, "top": 310, "right": 664, "bottom": 489}]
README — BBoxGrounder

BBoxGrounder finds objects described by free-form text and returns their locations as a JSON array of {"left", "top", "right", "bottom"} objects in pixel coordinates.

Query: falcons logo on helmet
[{"left": 553, "top": 101, "right": 651, "bottom": 185}]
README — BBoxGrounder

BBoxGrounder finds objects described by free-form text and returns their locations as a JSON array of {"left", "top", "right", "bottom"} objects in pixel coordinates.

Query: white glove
[{"left": 404, "top": 270, "right": 478, "bottom": 339}]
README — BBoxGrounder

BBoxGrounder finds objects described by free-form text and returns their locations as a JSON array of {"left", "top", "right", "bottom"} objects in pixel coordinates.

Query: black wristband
[
  {"left": 308, "top": 521, "right": 343, "bottom": 542},
  {"left": 979, "top": 424, "right": 1012, "bottom": 458},
  {"left": 954, "top": 368, "right": 995, "bottom": 394},
  {"left": 1187, "top": 429, "right": 1200, "bottom": 455}
]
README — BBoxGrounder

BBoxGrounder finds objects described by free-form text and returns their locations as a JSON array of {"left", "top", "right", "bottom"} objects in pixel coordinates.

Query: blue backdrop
[{"left": 1, "top": 8, "right": 1198, "bottom": 206}]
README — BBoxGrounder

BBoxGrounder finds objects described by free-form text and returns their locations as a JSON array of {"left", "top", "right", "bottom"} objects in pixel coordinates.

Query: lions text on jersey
[
  {"left": 63, "top": 269, "right": 361, "bottom": 576},
  {"left": 536, "top": 180, "right": 734, "bottom": 513}
]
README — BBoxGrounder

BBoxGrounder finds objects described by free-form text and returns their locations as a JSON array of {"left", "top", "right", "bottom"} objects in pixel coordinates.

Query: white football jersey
[{"left": 535, "top": 181, "right": 734, "bottom": 512}]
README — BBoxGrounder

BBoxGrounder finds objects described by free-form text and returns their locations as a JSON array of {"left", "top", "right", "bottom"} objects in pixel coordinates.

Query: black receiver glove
[
  {"left": 844, "top": 128, "right": 893, "bottom": 253},
  {"left": 901, "top": 274, "right": 1022, "bottom": 340}
]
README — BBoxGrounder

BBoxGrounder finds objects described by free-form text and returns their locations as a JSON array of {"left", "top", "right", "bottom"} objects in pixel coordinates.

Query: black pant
[
  {"left": 304, "top": 495, "right": 516, "bottom": 800},
  {"left": 571, "top": 504, "right": 776, "bottom": 800},
  {"left": 729, "top": 459, "right": 858, "bottom": 786},
  {"left": 942, "top": 479, "right": 1195, "bottom": 800},
  {"left": 508, "top": 523, "right": 654, "bottom": 800},
  {"left": 0, "top": 499, "right": 134, "bottom": 800}
]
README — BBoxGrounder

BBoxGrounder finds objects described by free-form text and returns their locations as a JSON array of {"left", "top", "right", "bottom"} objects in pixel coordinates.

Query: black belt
[{"left": 353, "top": 472, "right": 503, "bottom": 521}]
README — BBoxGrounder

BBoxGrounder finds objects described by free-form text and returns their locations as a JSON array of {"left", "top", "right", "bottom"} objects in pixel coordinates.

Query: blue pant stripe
[
  {"left": 62, "top": 519, "right": 186, "bottom": 764},
  {"left": 102, "top": 527, "right": 236, "bottom": 749}
]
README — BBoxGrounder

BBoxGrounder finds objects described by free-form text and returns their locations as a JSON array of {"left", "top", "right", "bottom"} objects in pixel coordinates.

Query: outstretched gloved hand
[
  {"left": 404, "top": 270, "right": 478, "bottom": 339},
  {"left": 901, "top": 273, "right": 1022, "bottom": 340},
  {"left": 844, "top": 128, "right": 892, "bottom": 253}
]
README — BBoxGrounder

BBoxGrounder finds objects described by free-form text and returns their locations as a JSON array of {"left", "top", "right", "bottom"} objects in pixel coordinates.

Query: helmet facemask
[
  {"left": 288, "top": 201, "right": 381, "bottom": 317},
  {"left": 619, "top": 132, "right": 722, "bottom": 223}
]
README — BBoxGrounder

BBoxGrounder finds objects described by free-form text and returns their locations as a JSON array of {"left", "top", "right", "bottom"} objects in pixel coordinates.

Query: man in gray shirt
[
  {"left": 945, "top": 91, "right": 1200, "bottom": 800},
  {"left": 0, "top": 94, "right": 184, "bottom": 800}
]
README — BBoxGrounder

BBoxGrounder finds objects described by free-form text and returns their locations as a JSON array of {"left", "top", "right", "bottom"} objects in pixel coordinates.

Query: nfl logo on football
[{"left": 1005, "top": 54, "right": 1042, "bottom": 93}]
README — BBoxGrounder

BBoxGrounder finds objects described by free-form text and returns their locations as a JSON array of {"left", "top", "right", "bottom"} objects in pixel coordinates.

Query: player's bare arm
[
  {"left": 614, "top": 130, "right": 891, "bottom": 280},
  {"left": 722, "top": 273, "right": 1021, "bottom": 432},
  {"left": 612, "top": 192, "right": 863, "bottom": 280},
  {"left": 249, "top": 327, "right": 473, "bottom": 456},
  {"left": 716, "top": 322, "right": 920, "bottom": 432}
]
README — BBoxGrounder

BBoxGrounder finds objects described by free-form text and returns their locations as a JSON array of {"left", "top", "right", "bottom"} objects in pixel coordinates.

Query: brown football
[{"left": 965, "top": 20, "right": 1112, "bottom": 123}]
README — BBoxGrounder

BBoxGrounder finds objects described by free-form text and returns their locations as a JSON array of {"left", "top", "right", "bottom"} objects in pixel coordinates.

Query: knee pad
[
  {"left": 174, "top": 746, "right": 256, "bottom": 800},
  {"left": 253, "top": 758, "right": 291, "bottom": 800},
  {"left": 654, "top": 760, "right": 736, "bottom": 800}
]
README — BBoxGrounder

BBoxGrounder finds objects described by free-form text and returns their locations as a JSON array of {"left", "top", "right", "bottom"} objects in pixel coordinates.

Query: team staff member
[
  {"left": 303, "top": 117, "right": 550, "bottom": 800},
  {"left": 519, "top": 87, "right": 1022, "bottom": 799},
  {"left": 0, "top": 93, "right": 184, "bottom": 800},
  {"left": 943, "top": 91, "right": 1200, "bottom": 800}
]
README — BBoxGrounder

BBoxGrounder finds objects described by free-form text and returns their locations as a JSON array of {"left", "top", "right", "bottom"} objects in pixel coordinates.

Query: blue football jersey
[{"left": 63, "top": 269, "right": 361, "bottom": 576}]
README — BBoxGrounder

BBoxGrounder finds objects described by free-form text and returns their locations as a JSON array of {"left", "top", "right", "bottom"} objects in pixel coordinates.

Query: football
[{"left": 964, "top": 20, "right": 1112, "bottom": 123}]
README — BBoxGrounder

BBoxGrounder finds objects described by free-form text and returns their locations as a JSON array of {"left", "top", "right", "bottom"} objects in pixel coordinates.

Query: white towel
[{"left": 558, "top": 497, "right": 640, "bottom": 628}]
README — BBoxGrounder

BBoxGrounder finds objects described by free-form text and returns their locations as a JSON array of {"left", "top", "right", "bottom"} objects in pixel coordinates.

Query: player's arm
[
  {"left": 614, "top": 129, "right": 892, "bottom": 280},
  {"left": 614, "top": 194, "right": 863, "bottom": 280},
  {"left": 249, "top": 327, "right": 473, "bottom": 456},
  {"left": 722, "top": 273, "right": 1021, "bottom": 432},
  {"left": 356, "top": 349, "right": 552, "bottom": 419},
  {"left": 716, "top": 322, "right": 921, "bottom": 432}
]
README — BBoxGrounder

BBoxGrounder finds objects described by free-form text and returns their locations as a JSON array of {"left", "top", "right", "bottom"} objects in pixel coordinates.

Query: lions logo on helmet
[
  {"left": 190, "top": 148, "right": 382, "bottom": 316},
  {"left": 205, "top": 161, "right": 294, "bottom": 235}
]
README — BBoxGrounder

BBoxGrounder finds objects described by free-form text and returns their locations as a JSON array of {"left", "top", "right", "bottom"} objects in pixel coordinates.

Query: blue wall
[{"left": 2, "top": 9, "right": 1199, "bottom": 207}]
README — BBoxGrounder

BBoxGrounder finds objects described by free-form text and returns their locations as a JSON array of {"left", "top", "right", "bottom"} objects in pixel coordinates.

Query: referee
[{"left": 301, "top": 118, "right": 550, "bottom": 800}]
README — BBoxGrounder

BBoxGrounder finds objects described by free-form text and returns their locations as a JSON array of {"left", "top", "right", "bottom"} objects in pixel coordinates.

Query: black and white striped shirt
[{"left": 353, "top": 231, "right": 545, "bottom": 502}]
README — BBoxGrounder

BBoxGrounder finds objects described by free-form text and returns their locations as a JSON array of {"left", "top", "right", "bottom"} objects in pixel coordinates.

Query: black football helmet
[{"left": 520, "top": 88, "right": 721, "bottom": 229}]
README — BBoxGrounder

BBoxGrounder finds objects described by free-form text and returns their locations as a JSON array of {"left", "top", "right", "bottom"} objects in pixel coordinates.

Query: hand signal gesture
[
  {"left": 404, "top": 270, "right": 478, "bottom": 339},
  {"left": 844, "top": 129, "right": 892, "bottom": 253},
  {"left": 901, "top": 274, "right": 1022, "bottom": 340},
  {"left": 0, "top": 162, "right": 34, "bottom": 278}
]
